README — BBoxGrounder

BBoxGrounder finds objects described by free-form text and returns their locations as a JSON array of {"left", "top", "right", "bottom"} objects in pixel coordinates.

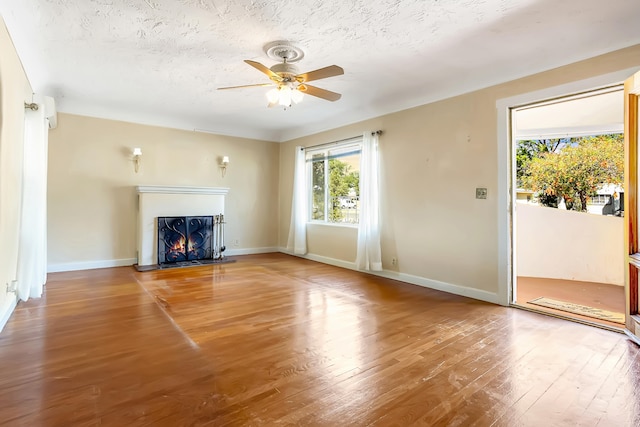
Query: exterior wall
[
  {"left": 47, "top": 113, "right": 280, "bottom": 271},
  {"left": 516, "top": 203, "right": 624, "bottom": 286},
  {"left": 278, "top": 44, "right": 640, "bottom": 303},
  {"left": 0, "top": 18, "right": 33, "bottom": 330}
]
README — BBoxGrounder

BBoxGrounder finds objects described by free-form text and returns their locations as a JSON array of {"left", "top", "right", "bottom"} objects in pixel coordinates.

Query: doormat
[{"left": 528, "top": 297, "right": 625, "bottom": 324}]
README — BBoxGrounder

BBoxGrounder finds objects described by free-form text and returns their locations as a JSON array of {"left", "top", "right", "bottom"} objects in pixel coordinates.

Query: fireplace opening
[{"left": 158, "top": 216, "right": 214, "bottom": 265}]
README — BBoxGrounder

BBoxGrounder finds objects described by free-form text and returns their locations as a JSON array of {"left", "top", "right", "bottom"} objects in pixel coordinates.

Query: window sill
[{"left": 307, "top": 221, "right": 358, "bottom": 229}]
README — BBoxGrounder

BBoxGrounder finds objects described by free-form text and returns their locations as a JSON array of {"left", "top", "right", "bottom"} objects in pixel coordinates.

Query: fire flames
[{"left": 170, "top": 237, "right": 186, "bottom": 253}]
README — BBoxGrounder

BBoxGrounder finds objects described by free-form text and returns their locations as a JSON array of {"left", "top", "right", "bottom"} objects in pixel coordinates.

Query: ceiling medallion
[{"left": 264, "top": 40, "right": 305, "bottom": 63}]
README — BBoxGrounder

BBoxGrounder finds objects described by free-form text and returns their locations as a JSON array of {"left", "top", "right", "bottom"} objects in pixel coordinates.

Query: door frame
[
  {"left": 496, "top": 67, "right": 640, "bottom": 307},
  {"left": 624, "top": 71, "right": 640, "bottom": 343}
]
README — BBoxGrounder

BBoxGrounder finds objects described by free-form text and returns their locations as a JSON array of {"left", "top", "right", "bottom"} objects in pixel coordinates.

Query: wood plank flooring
[{"left": 1, "top": 253, "right": 639, "bottom": 426}]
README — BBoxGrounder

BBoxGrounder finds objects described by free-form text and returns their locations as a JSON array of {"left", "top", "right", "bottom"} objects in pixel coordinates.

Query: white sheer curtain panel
[
  {"left": 356, "top": 132, "right": 382, "bottom": 271},
  {"left": 16, "top": 95, "right": 49, "bottom": 301},
  {"left": 287, "top": 146, "right": 308, "bottom": 254}
]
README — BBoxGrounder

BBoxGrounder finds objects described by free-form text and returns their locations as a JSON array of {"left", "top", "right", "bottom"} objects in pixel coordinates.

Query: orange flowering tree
[{"left": 522, "top": 134, "right": 623, "bottom": 211}]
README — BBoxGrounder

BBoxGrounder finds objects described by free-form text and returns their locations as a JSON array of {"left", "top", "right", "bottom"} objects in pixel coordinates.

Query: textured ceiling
[{"left": 1, "top": 0, "right": 639, "bottom": 142}]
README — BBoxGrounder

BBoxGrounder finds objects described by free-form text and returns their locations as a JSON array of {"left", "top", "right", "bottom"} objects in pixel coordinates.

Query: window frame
[{"left": 306, "top": 138, "right": 362, "bottom": 226}]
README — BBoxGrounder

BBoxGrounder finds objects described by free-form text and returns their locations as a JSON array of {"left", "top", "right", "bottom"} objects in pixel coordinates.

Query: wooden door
[{"left": 624, "top": 70, "right": 640, "bottom": 344}]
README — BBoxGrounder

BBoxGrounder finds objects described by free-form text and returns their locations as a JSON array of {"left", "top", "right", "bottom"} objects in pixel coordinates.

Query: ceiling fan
[{"left": 217, "top": 41, "right": 344, "bottom": 108}]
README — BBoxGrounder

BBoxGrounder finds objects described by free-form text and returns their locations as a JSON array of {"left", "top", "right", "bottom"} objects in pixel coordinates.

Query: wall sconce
[
  {"left": 132, "top": 147, "right": 142, "bottom": 173},
  {"left": 220, "top": 155, "right": 229, "bottom": 177}
]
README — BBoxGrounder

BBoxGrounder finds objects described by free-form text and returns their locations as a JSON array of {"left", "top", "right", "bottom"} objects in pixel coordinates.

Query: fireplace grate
[{"left": 157, "top": 216, "right": 213, "bottom": 265}]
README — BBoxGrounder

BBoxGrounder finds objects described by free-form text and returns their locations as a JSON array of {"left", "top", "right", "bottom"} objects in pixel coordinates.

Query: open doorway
[{"left": 511, "top": 86, "right": 626, "bottom": 330}]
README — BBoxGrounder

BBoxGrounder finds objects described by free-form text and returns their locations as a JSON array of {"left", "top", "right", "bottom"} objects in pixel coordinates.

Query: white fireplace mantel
[{"left": 136, "top": 186, "right": 229, "bottom": 266}]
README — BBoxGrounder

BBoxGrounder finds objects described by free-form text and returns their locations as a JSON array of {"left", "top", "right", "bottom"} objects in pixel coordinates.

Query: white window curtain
[
  {"left": 287, "top": 146, "right": 308, "bottom": 255},
  {"left": 355, "top": 131, "right": 382, "bottom": 271},
  {"left": 16, "top": 95, "right": 50, "bottom": 301}
]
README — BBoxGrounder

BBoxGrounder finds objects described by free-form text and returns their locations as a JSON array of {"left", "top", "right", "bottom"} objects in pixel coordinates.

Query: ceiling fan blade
[
  {"left": 244, "top": 60, "right": 282, "bottom": 82},
  {"left": 299, "top": 84, "right": 342, "bottom": 102},
  {"left": 296, "top": 65, "right": 344, "bottom": 83},
  {"left": 217, "top": 83, "right": 275, "bottom": 90}
]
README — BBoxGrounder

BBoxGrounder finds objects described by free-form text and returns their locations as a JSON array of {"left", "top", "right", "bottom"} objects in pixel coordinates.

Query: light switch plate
[{"left": 476, "top": 188, "right": 487, "bottom": 199}]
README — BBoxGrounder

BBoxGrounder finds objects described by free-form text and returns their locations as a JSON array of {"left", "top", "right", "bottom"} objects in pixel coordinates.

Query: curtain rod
[{"left": 302, "top": 130, "right": 383, "bottom": 151}]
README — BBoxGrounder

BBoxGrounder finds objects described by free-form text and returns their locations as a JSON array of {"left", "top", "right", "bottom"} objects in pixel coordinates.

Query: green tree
[
  {"left": 516, "top": 138, "right": 570, "bottom": 207},
  {"left": 522, "top": 134, "right": 623, "bottom": 212},
  {"left": 516, "top": 139, "right": 563, "bottom": 176},
  {"left": 311, "top": 157, "right": 360, "bottom": 222},
  {"left": 328, "top": 159, "right": 359, "bottom": 222},
  {"left": 311, "top": 156, "right": 325, "bottom": 220}
]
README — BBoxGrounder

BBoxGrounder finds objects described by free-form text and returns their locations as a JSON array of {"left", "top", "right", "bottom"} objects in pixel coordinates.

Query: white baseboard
[
  {"left": 280, "top": 248, "right": 358, "bottom": 271},
  {"left": 225, "top": 247, "right": 279, "bottom": 256},
  {"left": 48, "top": 258, "right": 137, "bottom": 273},
  {"left": 46, "top": 248, "right": 279, "bottom": 273},
  {"left": 373, "top": 270, "right": 501, "bottom": 305},
  {"left": 0, "top": 296, "right": 18, "bottom": 333},
  {"left": 278, "top": 247, "right": 500, "bottom": 305}
]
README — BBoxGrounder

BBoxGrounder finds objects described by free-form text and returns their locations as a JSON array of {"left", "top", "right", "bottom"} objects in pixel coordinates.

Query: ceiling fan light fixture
[
  {"left": 266, "top": 87, "right": 280, "bottom": 104},
  {"left": 266, "top": 84, "right": 304, "bottom": 108},
  {"left": 278, "top": 86, "right": 293, "bottom": 106},
  {"left": 291, "top": 88, "right": 304, "bottom": 104}
]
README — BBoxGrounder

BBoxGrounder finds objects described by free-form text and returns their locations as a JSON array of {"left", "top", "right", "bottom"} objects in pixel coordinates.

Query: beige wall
[
  {"left": 279, "top": 44, "right": 640, "bottom": 302},
  {"left": 0, "top": 18, "right": 33, "bottom": 327},
  {"left": 48, "top": 114, "right": 279, "bottom": 270}
]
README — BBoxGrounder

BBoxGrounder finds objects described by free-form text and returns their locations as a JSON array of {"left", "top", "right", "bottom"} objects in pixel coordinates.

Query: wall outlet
[
  {"left": 6, "top": 280, "right": 17, "bottom": 294},
  {"left": 391, "top": 257, "right": 397, "bottom": 266},
  {"left": 476, "top": 187, "right": 488, "bottom": 199},
  {"left": 234, "top": 239, "right": 240, "bottom": 247}
]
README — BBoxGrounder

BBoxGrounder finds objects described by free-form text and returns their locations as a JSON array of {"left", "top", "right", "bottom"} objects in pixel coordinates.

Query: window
[
  {"left": 589, "top": 194, "right": 609, "bottom": 205},
  {"left": 307, "top": 139, "right": 361, "bottom": 224}
]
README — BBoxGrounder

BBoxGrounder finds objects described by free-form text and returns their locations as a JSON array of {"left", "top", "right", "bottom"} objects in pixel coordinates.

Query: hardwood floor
[{"left": 1, "top": 253, "right": 639, "bottom": 426}]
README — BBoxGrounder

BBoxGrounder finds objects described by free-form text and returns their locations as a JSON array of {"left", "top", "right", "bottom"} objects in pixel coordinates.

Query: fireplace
[
  {"left": 135, "top": 186, "right": 231, "bottom": 270},
  {"left": 158, "top": 216, "right": 213, "bottom": 265}
]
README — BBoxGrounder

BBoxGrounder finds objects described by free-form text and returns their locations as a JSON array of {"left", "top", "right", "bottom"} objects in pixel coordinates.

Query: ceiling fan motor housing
[{"left": 269, "top": 62, "right": 300, "bottom": 81}]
